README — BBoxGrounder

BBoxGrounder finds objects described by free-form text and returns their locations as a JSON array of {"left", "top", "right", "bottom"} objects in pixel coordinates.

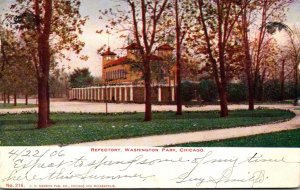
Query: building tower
[
  {"left": 101, "top": 47, "right": 117, "bottom": 81},
  {"left": 156, "top": 43, "right": 174, "bottom": 58},
  {"left": 124, "top": 43, "right": 142, "bottom": 60}
]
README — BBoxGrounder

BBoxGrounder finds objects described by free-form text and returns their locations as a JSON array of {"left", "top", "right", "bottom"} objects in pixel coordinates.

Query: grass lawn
[
  {"left": 0, "top": 109, "right": 295, "bottom": 146},
  {"left": 170, "top": 128, "right": 300, "bottom": 147},
  {"left": 0, "top": 103, "right": 36, "bottom": 109}
]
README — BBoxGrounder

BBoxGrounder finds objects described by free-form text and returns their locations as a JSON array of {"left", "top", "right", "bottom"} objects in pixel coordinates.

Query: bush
[
  {"left": 263, "top": 80, "right": 281, "bottom": 101},
  {"left": 284, "top": 81, "right": 300, "bottom": 100},
  {"left": 198, "top": 79, "right": 218, "bottom": 102},
  {"left": 227, "top": 83, "right": 247, "bottom": 103},
  {"left": 181, "top": 81, "right": 196, "bottom": 102}
]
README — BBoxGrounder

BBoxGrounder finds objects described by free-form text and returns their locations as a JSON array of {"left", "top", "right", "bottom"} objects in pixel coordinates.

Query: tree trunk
[
  {"left": 168, "top": 76, "right": 172, "bottom": 104},
  {"left": 38, "top": 77, "right": 49, "bottom": 128},
  {"left": 25, "top": 94, "right": 28, "bottom": 105},
  {"left": 294, "top": 63, "right": 299, "bottom": 106},
  {"left": 175, "top": 0, "right": 182, "bottom": 115},
  {"left": 47, "top": 81, "right": 52, "bottom": 123},
  {"left": 219, "top": 85, "right": 228, "bottom": 117},
  {"left": 257, "top": 69, "right": 266, "bottom": 101},
  {"left": 7, "top": 94, "right": 10, "bottom": 104},
  {"left": 3, "top": 93, "right": 6, "bottom": 104},
  {"left": 144, "top": 59, "right": 152, "bottom": 121},
  {"left": 280, "top": 59, "right": 285, "bottom": 101},
  {"left": 218, "top": 46, "right": 229, "bottom": 117},
  {"left": 242, "top": 3, "right": 254, "bottom": 110},
  {"left": 36, "top": 0, "right": 53, "bottom": 129},
  {"left": 13, "top": 93, "right": 17, "bottom": 106}
]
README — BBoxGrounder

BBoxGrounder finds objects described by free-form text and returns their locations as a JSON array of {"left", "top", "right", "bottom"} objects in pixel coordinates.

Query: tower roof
[
  {"left": 101, "top": 47, "right": 117, "bottom": 56},
  {"left": 124, "top": 43, "right": 142, "bottom": 50},
  {"left": 157, "top": 43, "right": 174, "bottom": 51}
]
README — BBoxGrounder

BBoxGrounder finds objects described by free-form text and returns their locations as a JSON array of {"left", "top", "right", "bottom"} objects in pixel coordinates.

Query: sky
[{"left": 1, "top": 0, "right": 300, "bottom": 77}]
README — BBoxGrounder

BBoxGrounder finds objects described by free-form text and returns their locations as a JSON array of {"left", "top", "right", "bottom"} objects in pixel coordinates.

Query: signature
[{"left": 0, "top": 148, "right": 299, "bottom": 188}]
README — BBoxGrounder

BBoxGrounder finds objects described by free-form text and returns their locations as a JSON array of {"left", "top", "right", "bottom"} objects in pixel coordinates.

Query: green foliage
[
  {"left": 198, "top": 79, "right": 218, "bottom": 102},
  {"left": 171, "top": 128, "right": 300, "bottom": 147},
  {"left": 69, "top": 68, "right": 93, "bottom": 88},
  {"left": 284, "top": 81, "right": 300, "bottom": 99},
  {"left": 227, "top": 83, "right": 247, "bottom": 103},
  {"left": 263, "top": 80, "right": 281, "bottom": 101},
  {"left": 0, "top": 109, "right": 294, "bottom": 146},
  {"left": 181, "top": 81, "right": 196, "bottom": 102}
]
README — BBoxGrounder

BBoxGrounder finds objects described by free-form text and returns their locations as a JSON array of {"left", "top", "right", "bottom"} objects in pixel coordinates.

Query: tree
[
  {"left": 129, "top": 0, "right": 169, "bottom": 121},
  {"left": 285, "top": 27, "right": 300, "bottom": 105},
  {"left": 195, "top": 0, "right": 244, "bottom": 117},
  {"left": 7, "top": 0, "right": 87, "bottom": 128},
  {"left": 250, "top": 0, "right": 292, "bottom": 101},
  {"left": 69, "top": 68, "right": 94, "bottom": 88},
  {"left": 174, "top": 0, "right": 189, "bottom": 115},
  {"left": 240, "top": 0, "right": 255, "bottom": 110}
]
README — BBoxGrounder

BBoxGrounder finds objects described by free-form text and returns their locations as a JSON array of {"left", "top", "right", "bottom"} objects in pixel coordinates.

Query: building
[
  {"left": 101, "top": 43, "right": 174, "bottom": 85},
  {"left": 69, "top": 43, "right": 178, "bottom": 103}
]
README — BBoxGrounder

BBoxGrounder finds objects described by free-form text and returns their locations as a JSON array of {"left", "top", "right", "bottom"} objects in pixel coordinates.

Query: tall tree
[
  {"left": 251, "top": 0, "right": 292, "bottom": 100},
  {"left": 173, "top": 0, "right": 191, "bottom": 115},
  {"left": 240, "top": 0, "right": 255, "bottom": 110},
  {"left": 125, "top": 0, "right": 169, "bottom": 121},
  {"left": 195, "top": 0, "right": 243, "bottom": 117},
  {"left": 7, "top": 0, "right": 87, "bottom": 128},
  {"left": 285, "top": 27, "right": 300, "bottom": 105}
]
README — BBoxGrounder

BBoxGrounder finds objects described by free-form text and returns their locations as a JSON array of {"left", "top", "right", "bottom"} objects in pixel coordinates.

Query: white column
[
  {"left": 130, "top": 85, "right": 133, "bottom": 102},
  {"left": 172, "top": 86, "right": 175, "bottom": 101},
  {"left": 158, "top": 86, "right": 162, "bottom": 102},
  {"left": 110, "top": 87, "right": 112, "bottom": 101},
  {"left": 85, "top": 88, "right": 88, "bottom": 100},
  {"left": 90, "top": 88, "right": 92, "bottom": 101},
  {"left": 86, "top": 88, "right": 90, "bottom": 100},
  {"left": 88, "top": 88, "right": 91, "bottom": 101},
  {"left": 102, "top": 88, "right": 104, "bottom": 101},
  {"left": 124, "top": 87, "right": 127, "bottom": 101},
  {"left": 89, "top": 88, "right": 93, "bottom": 101},
  {"left": 114, "top": 87, "right": 117, "bottom": 101},
  {"left": 97, "top": 88, "right": 100, "bottom": 101},
  {"left": 119, "top": 87, "right": 122, "bottom": 102}
]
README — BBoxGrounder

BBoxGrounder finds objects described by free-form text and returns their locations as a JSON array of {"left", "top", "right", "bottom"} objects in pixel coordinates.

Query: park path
[
  {"left": 0, "top": 98, "right": 297, "bottom": 113},
  {"left": 1, "top": 100, "right": 299, "bottom": 147},
  {"left": 71, "top": 104, "right": 300, "bottom": 147}
]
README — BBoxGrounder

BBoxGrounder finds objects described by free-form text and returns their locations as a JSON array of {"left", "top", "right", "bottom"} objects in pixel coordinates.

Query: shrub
[
  {"left": 181, "top": 81, "right": 196, "bottom": 102},
  {"left": 284, "top": 81, "right": 300, "bottom": 100},
  {"left": 227, "top": 83, "right": 247, "bottom": 103},
  {"left": 263, "top": 80, "right": 281, "bottom": 101},
  {"left": 198, "top": 79, "right": 218, "bottom": 102}
]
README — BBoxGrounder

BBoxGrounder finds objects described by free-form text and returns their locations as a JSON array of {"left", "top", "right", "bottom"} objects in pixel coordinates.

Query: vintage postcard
[{"left": 0, "top": 0, "right": 299, "bottom": 189}]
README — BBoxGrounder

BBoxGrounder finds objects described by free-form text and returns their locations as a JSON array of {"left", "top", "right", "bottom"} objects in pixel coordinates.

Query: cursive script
[{"left": 0, "top": 147, "right": 299, "bottom": 188}]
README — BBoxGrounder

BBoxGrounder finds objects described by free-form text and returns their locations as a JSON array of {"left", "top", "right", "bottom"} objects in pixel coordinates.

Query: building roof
[
  {"left": 101, "top": 47, "right": 117, "bottom": 56},
  {"left": 104, "top": 54, "right": 163, "bottom": 69},
  {"left": 124, "top": 43, "right": 142, "bottom": 50},
  {"left": 104, "top": 56, "right": 128, "bottom": 68},
  {"left": 157, "top": 43, "right": 174, "bottom": 51}
]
